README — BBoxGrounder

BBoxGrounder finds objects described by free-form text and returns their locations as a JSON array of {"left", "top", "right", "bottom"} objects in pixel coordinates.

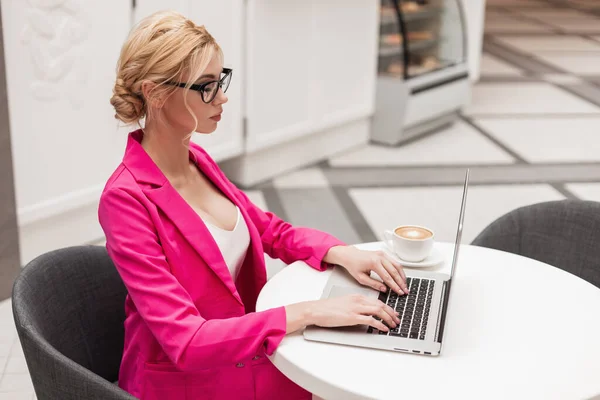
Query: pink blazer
[{"left": 98, "top": 130, "right": 345, "bottom": 400}]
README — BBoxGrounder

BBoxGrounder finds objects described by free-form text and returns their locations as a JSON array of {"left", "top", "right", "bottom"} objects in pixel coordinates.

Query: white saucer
[{"left": 382, "top": 245, "right": 445, "bottom": 268}]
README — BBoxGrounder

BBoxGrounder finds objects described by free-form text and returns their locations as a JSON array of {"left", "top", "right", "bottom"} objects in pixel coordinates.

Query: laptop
[{"left": 303, "top": 169, "right": 470, "bottom": 356}]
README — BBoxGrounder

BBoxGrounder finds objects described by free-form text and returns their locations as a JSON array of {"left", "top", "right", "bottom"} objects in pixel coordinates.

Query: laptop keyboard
[{"left": 367, "top": 277, "right": 435, "bottom": 340}]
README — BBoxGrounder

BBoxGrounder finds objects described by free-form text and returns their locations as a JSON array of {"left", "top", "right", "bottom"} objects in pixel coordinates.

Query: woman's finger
[
  {"left": 385, "top": 253, "right": 407, "bottom": 283},
  {"left": 358, "top": 315, "right": 389, "bottom": 332},
  {"left": 360, "top": 304, "right": 397, "bottom": 328},
  {"left": 381, "top": 258, "right": 408, "bottom": 294},
  {"left": 374, "top": 262, "right": 402, "bottom": 295},
  {"left": 363, "top": 298, "right": 400, "bottom": 323},
  {"left": 357, "top": 273, "right": 388, "bottom": 292}
]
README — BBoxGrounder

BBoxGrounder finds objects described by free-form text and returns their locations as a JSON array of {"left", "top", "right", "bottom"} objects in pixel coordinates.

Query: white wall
[
  {"left": 244, "top": 0, "right": 379, "bottom": 153},
  {"left": 1, "top": 0, "right": 132, "bottom": 264},
  {"left": 3, "top": 0, "right": 246, "bottom": 264}
]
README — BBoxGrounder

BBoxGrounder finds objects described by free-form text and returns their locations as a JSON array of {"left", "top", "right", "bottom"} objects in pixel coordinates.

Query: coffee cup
[{"left": 384, "top": 225, "right": 434, "bottom": 262}]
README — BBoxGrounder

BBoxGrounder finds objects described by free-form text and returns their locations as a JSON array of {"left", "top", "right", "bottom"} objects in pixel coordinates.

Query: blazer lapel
[
  {"left": 192, "top": 149, "right": 269, "bottom": 302},
  {"left": 123, "top": 130, "right": 244, "bottom": 306}
]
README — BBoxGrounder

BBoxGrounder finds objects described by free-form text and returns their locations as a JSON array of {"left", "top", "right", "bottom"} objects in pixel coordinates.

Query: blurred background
[{"left": 1, "top": 0, "right": 600, "bottom": 393}]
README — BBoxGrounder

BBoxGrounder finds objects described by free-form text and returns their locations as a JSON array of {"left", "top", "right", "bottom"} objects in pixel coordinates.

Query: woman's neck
[{"left": 141, "top": 122, "right": 193, "bottom": 181}]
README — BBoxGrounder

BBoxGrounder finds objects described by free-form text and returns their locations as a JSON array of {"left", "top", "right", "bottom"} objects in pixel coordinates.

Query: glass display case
[
  {"left": 378, "top": 0, "right": 466, "bottom": 79},
  {"left": 371, "top": 0, "right": 470, "bottom": 145}
]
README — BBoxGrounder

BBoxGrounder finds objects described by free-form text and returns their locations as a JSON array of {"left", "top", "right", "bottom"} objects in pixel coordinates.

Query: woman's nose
[{"left": 213, "top": 87, "right": 228, "bottom": 105}]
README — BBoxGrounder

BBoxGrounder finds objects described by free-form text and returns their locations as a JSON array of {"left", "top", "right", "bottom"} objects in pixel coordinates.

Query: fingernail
[{"left": 380, "top": 286, "right": 386, "bottom": 291}]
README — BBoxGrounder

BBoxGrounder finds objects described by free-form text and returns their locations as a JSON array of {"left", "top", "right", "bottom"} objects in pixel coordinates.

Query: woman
[{"left": 99, "top": 10, "right": 408, "bottom": 400}]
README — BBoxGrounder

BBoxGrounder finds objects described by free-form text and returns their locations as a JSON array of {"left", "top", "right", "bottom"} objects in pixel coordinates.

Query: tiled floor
[
  {"left": 3, "top": 0, "right": 600, "bottom": 398},
  {"left": 329, "top": 120, "right": 517, "bottom": 166},
  {"left": 466, "top": 82, "right": 600, "bottom": 115},
  {"left": 0, "top": 299, "right": 35, "bottom": 399}
]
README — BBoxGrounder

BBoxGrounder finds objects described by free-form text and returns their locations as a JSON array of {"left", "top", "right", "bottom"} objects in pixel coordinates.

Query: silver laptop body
[{"left": 303, "top": 169, "right": 469, "bottom": 356}]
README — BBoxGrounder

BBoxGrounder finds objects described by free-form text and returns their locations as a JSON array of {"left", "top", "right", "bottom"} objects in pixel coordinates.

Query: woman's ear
[{"left": 141, "top": 80, "right": 167, "bottom": 109}]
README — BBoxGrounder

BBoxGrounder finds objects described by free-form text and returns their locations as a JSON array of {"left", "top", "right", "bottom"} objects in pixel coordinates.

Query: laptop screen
[
  {"left": 449, "top": 169, "right": 469, "bottom": 280},
  {"left": 438, "top": 169, "right": 469, "bottom": 353}
]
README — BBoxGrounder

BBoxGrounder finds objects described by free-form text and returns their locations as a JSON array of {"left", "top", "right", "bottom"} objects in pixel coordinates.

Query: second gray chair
[
  {"left": 12, "top": 245, "right": 136, "bottom": 400},
  {"left": 471, "top": 199, "right": 600, "bottom": 288}
]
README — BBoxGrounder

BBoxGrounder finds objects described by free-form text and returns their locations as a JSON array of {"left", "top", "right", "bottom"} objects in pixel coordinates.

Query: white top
[
  {"left": 203, "top": 206, "right": 250, "bottom": 280},
  {"left": 256, "top": 241, "right": 600, "bottom": 400}
]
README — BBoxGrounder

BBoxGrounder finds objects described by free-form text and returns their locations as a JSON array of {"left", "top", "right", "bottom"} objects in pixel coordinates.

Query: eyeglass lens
[{"left": 202, "top": 71, "right": 232, "bottom": 103}]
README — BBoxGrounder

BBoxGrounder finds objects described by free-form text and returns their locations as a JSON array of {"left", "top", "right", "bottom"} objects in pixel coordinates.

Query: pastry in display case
[
  {"left": 371, "top": 0, "right": 471, "bottom": 146},
  {"left": 378, "top": 0, "right": 464, "bottom": 78}
]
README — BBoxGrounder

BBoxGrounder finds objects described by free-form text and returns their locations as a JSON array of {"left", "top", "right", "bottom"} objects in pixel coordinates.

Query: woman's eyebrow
[{"left": 198, "top": 73, "right": 218, "bottom": 80}]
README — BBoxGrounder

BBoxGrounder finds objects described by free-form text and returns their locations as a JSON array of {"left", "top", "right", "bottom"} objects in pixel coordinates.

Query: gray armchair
[
  {"left": 12, "top": 245, "right": 136, "bottom": 399},
  {"left": 471, "top": 199, "right": 600, "bottom": 288}
]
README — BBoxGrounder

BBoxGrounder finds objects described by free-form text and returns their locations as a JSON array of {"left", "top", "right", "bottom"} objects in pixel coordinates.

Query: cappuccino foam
[{"left": 395, "top": 226, "right": 433, "bottom": 240}]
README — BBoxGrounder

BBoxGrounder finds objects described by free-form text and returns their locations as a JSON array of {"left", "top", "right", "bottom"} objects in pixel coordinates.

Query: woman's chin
[{"left": 195, "top": 125, "right": 217, "bottom": 135}]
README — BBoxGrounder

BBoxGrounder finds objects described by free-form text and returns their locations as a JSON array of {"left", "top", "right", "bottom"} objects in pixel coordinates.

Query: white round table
[{"left": 256, "top": 242, "right": 600, "bottom": 400}]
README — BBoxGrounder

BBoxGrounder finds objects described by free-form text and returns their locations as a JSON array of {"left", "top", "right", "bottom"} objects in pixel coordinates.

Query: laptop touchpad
[{"left": 327, "top": 285, "right": 377, "bottom": 299}]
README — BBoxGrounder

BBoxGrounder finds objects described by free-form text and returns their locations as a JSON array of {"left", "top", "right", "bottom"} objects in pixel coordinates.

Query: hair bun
[{"left": 110, "top": 77, "right": 145, "bottom": 124}]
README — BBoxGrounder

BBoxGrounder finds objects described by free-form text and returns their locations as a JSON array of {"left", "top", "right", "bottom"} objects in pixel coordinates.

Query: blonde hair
[{"left": 110, "top": 10, "right": 222, "bottom": 126}]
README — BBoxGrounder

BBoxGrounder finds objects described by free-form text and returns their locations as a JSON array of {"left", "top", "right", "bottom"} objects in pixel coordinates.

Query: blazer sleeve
[
  {"left": 99, "top": 187, "right": 287, "bottom": 372},
  {"left": 196, "top": 147, "right": 347, "bottom": 271},
  {"left": 233, "top": 187, "right": 346, "bottom": 270}
]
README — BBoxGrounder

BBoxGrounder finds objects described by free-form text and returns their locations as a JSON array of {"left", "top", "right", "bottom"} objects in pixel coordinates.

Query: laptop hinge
[{"left": 435, "top": 280, "right": 452, "bottom": 344}]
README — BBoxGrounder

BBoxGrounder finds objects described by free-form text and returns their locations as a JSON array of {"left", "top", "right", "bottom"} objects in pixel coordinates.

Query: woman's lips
[{"left": 210, "top": 114, "right": 222, "bottom": 122}]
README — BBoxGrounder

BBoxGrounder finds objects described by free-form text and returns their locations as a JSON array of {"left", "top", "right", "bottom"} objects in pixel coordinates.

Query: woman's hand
[
  {"left": 285, "top": 295, "right": 400, "bottom": 334},
  {"left": 324, "top": 246, "right": 409, "bottom": 295}
]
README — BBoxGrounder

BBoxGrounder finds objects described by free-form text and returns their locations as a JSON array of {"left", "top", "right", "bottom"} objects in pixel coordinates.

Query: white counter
[{"left": 463, "top": 0, "right": 486, "bottom": 83}]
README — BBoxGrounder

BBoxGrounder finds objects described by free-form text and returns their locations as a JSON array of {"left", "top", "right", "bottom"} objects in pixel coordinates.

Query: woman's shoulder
[
  {"left": 102, "top": 163, "right": 140, "bottom": 195},
  {"left": 98, "top": 164, "right": 153, "bottom": 233},
  {"left": 99, "top": 163, "right": 147, "bottom": 215}
]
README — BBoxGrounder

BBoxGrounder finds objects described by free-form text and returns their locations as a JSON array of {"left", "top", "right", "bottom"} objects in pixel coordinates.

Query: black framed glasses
[{"left": 167, "top": 68, "right": 232, "bottom": 103}]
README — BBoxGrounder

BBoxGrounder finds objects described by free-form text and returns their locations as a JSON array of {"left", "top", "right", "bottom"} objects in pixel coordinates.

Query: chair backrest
[
  {"left": 471, "top": 199, "right": 600, "bottom": 288},
  {"left": 12, "top": 245, "right": 136, "bottom": 399}
]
